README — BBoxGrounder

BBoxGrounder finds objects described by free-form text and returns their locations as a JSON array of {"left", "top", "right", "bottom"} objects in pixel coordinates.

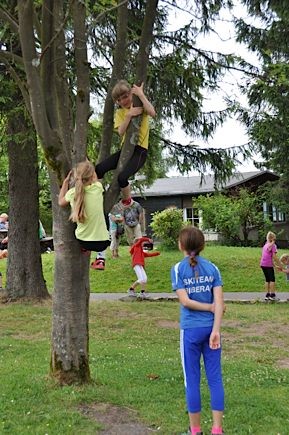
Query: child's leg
[
  {"left": 133, "top": 224, "right": 142, "bottom": 240},
  {"left": 118, "top": 146, "right": 147, "bottom": 199},
  {"left": 110, "top": 230, "right": 118, "bottom": 258},
  {"left": 188, "top": 412, "right": 201, "bottom": 434},
  {"left": 211, "top": 411, "right": 223, "bottom": 434},
  {"left": 203, "top": 337, "right": 224, "bottom": 434},
  {"left": 124, "top": 226, "right": 135, "bottom": 246},
  {"left": 180, "top": 329, "right": 203, "bottom": 432},
  {"left": 261, "top": 267, "right": 270, "bottom": 297},
  {"left": 95, "top": 150, "right": 121, "bottom": 179},
  {"left": 132, "top": 265, "right": 147, "bottom": 291},
  {"left": 130, "top": 279, "right": 139, "bottom": 291}
]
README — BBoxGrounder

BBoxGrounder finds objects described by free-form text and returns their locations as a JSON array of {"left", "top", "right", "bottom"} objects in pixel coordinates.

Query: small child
[
  {"left": 280, "top": 254, "right": 289, "bottom": 282},
  {"left": 95, "top": 80, "right": 156, "bottom": 205},
  {"left": 109, "top": 212, "right": 124, "bottom": 258},
  {"left": 171, "top": 226, "right": 225, "bottom": 435},
  {"left": 58, "top": 161, "right": 110, "bottom": 262},
  {"left": 128, "top": 236, "right": 160, "bottom": 298},
  {"left": 260, "top": 231, "right": 283, "bottom": 301}
]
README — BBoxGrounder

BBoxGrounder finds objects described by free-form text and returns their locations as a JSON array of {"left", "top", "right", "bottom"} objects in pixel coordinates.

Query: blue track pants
[{"left": 180, "top": 327, "right": 224, "bottom": 413}]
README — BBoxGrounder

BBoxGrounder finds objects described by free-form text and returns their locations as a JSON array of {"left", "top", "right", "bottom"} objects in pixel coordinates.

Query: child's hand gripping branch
[{"left": 58, "top": 170, "right": 73, "bottom": 206}]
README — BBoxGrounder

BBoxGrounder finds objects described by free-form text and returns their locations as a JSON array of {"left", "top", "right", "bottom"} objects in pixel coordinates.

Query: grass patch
[
  {"left": 1, "top": 301, "right": 289, "bottom": 434},
  {"left": 1, "top": 245, "right": 288, "bottom": 294}
]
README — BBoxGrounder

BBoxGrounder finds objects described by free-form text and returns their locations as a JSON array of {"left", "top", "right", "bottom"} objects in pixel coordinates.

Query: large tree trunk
[
  {"left": 49, "top": 174, "right": 90, "bottom": 384},
  {"left": 17, "top": 0, "right": 91, "bottom": 383},
  {"left": 6, "top": 111, "right": 49, "bottom": 299}
]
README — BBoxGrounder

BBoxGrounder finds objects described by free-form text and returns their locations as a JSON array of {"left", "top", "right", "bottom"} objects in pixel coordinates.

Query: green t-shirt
[{"left": 65, "top": 182, "right": 109, "bottom": 242}]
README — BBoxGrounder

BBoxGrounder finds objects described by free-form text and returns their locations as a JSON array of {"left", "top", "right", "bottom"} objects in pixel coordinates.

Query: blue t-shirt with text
[{"left": 171, "top": 255, "right": 223, "bottom": 329}]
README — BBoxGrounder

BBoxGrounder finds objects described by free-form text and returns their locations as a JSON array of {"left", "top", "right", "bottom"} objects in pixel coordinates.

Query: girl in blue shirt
[{"left": 171, "top": 226, "right": 225, "bottom": 435}]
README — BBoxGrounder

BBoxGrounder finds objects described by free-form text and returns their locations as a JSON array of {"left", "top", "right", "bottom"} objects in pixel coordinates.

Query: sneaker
[
  {"left": 90, "top": 259, "right": 105, "bottom": 270},
  {"left": 264, "top": 292, "right": 270, "bottom": 301},
  {"left": 139, "top": 290, "right": 149, "bottom": 299},
  {"left": 269, "top": 293, "right": 279, "bottom": 301},
  {"left": 127, "top": 288, "right": 137, "bottom": 297}
]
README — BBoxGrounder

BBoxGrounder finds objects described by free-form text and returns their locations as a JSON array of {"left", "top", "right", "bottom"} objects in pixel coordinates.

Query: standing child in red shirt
[{"left": 128, "top": 236, "right": 160, "bottom": 298}]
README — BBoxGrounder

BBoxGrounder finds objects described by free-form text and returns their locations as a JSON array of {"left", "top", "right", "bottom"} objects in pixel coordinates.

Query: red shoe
[{"left": 90, "top": 259, "right": 105, "bottom": 270}]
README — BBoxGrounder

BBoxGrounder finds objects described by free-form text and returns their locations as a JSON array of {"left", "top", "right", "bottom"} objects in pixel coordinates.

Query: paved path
[{"left": 90, "top": 292, "right": 289, "bottom": 302}]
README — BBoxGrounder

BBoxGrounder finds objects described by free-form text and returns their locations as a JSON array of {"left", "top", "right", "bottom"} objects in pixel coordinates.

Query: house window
[
  {"left": 184, "top": 208, "right": 200, "bottom": 226},
  {"left": 263, "top": 202, "right": 285, "bottom": 222}
]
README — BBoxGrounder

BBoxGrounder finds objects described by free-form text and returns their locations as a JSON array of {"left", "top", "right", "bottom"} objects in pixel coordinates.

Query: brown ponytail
[{"left": 179, "top": 226, "right": 205, "bottom": 270}]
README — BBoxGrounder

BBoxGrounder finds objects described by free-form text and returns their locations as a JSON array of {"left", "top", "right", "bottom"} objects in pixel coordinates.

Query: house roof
[{"left": 133, "top": 171, "right": 278, "bottom": 197}]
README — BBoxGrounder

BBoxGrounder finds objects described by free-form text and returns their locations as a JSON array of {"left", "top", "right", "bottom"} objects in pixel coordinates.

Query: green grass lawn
[
  {"left": 1, "top": 301, "right": 289, "bottom": 434},
  {"left": 1, "top": 244, "right": 289, "bottom": 294}
]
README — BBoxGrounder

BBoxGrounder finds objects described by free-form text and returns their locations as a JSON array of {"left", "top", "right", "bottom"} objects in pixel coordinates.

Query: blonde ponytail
[{"left": 69, "top": 161, "right": 95, "bottom": 223}]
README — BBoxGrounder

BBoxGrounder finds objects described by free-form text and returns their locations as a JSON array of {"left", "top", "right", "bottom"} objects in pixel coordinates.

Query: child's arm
[
  {"left": 267, "top": 241, "right": 275, "bottom": 251},
  {"left": 209, "top": 286, "right": 224, "bottom": 349},
  {"left": 58, "top": 171, "right": 72, "bottom": 207},
  {"left": 144, "top": 251, "right": 160, "bottom": 258},
  {"left": 272, "top": 252, "right": 283, "bottom": 269},
  {"left": 176, "top": 289, "right": 214, "bottom": 312},
  {"left": 132, "top": 83, "right": 156, "bottom": 117},
  {"left": 117, "top": 106, "right": 143, "bottom": 136}
]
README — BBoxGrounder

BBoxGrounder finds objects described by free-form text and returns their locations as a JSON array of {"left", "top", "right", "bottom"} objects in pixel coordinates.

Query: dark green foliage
[
  {"left": 236, "top": 1, "right": 289, "bottom": 207},
  {"left": 150, "top": 208, "right": 184, "bottom": 248},
  {"left": 195, "top": 188, "right": 272, "bottom": 245}
]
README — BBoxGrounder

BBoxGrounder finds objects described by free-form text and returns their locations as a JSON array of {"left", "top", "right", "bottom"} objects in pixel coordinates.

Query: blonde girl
[
  {"left": 95, "top": 80, "right": 156, "bottom": 206},
  {"left": 58, "top": 161, "right": 110, "bottom": 261},
  {"left": 260, "top": 231, "right": 282, "bottom": 301}
]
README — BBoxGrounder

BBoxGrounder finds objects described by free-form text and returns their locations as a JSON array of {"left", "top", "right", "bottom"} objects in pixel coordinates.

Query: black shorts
[
  {"left": 77, "top": 239, "right": 110, "bottom": 252},
  {"left": 261, "top": 266, "right": 275, "bottom": 283}
]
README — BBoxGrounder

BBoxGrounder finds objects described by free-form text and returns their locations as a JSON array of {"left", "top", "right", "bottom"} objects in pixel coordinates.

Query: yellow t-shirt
[
  {"left": 65, "top": 182, "right": 109, "bottom": 242},
  {"left": 114, "top": 108, "right": 150, "bottom": 149}
]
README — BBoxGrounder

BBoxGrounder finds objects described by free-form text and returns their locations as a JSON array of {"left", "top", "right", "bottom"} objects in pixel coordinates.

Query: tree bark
[
  {"left": 99, "top": 0, "right": 128, "bottom": 163},
  {"left": 6, "top": 111, "right": 49, "bottom": 299},
  {"left": 17, "top": 0, "right": 91, "bottom": 384},
  {"left": 49, "top": 173, "right": 90, "bottom": 384},
  {"left": 104, "top": 0, "right": 159, "bottom": 213}
]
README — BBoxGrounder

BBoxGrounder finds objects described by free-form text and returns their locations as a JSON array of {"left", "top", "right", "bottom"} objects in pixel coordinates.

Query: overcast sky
[{"left": 166, "top": 2, "right": 261, "bottom": 174}]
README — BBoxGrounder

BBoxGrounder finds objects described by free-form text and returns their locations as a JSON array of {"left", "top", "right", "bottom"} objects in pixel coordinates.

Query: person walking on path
[
  {"left": 171, "top": 226, "right": 225, "bottom": 435},
  {"left": 260, "top": 231, "right": 283, "bottom": 301}
]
